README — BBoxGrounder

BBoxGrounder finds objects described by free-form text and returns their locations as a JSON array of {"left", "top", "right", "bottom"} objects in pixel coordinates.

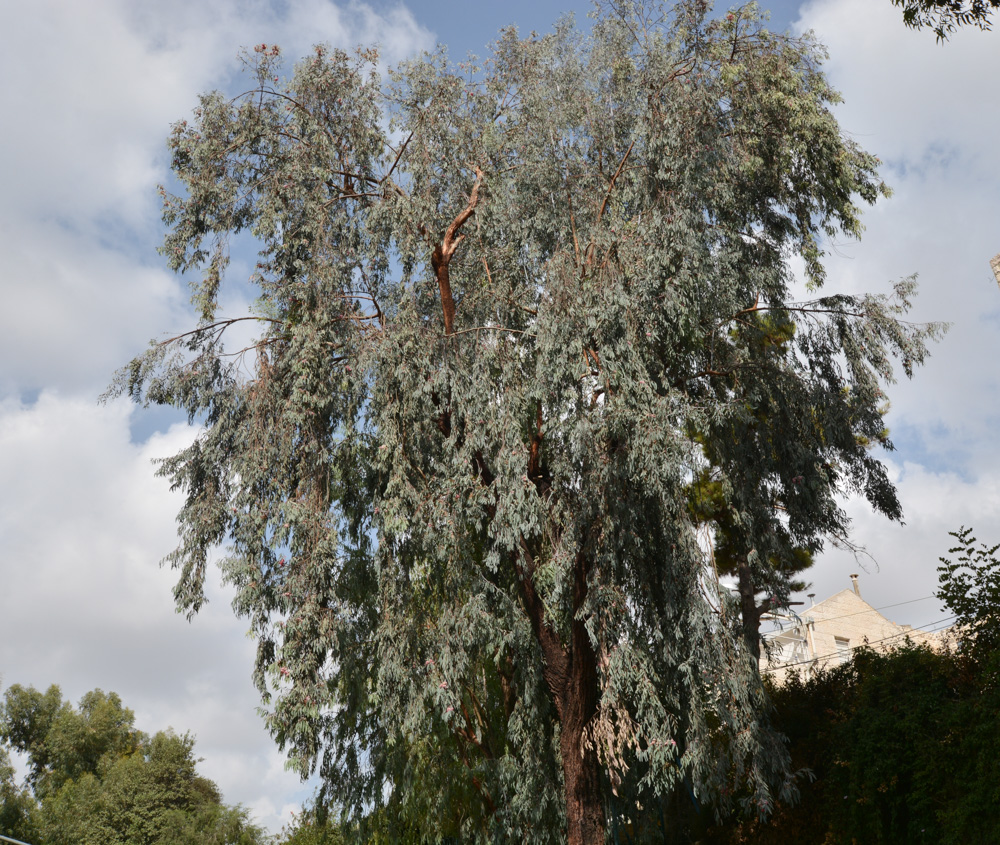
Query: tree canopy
[
  {"left": 938, "top": 526, "right": 1000, "bottom": 659},
  {"left": 0, "top": 744, "right": 38, "bottom": 844},
  {"left": 109, "top": 1, "right": 944, "bottom": 841},
  {"left": 0, "top": 684, "right": 265, "bottom": 845}
]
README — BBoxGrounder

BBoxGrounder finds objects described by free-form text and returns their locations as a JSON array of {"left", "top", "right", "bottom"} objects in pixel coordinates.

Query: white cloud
[
  {"left": 785, "top": 0, "right": 1000, "bottom": 622},
  {"left": 0, "top": 0, "right": 434, "bottom": 399},
  {"left": 0, "top": 0, "right": 433, "bottom": 228},
  {"left": 0, "top": 217, "right": 188, "bottom": 397},
  {"left": 798, "top": 0, "right": 1000, "bottom": 166},
  {"left": 812, "top": 459, "right": 1000, "bottom": 628},
  {"left": 0, "top": 1, "right": 432, "bottom": 832},
  {"left": 0, "top": 395, "right": 314, "bottom": 831},
  {"left": 793, "top": 0, "right": 1000, "bottom": 424}
]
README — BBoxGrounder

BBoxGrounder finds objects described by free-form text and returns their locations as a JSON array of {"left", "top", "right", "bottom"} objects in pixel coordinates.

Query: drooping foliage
[
  {"left": 890, "top": 0, "right": 999, "bottom": 39},
  {"left": 276, "top": 641, "right": 1000, "bottom": 845},
  {"left": 108, "top": 1, "right": 943, "bottom": 841}
]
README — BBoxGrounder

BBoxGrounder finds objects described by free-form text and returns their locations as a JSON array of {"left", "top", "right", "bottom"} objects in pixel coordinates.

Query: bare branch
[
  {"left": 157, "top": 316, "right": 284, "bottom": 348},
  {"left": 597, "top": 140, "right": 635, "bottom": 224},
  {"left": 382, "top": 132, "right": 413, "bottom": 184}
]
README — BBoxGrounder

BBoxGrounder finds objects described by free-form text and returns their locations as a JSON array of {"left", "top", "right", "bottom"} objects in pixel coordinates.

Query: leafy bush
[{"left": 704, "top": 644, "right": 1000, "bottom": 844}]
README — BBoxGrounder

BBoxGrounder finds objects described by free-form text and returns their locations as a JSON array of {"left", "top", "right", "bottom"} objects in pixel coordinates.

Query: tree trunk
[
  {"left": 737, "top": 561, "right": 763, "bottom": 661},
  {"left": 560, "top": 617, "right": 605, "bottom": 845},
  {"left": 517, "top": 541, "right": 606, "bottom": 844}
]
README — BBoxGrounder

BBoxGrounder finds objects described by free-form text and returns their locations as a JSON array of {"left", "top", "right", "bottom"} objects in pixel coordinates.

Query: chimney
[
  {"left": 807, "top": 593, "right": 816, "bottom": 607},
  {"left": 850, "top": 574, "right": 861, "bottom": 597}
]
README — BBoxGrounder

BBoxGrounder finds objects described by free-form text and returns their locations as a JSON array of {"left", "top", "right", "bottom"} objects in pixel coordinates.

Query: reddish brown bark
[
  {"left": 561, "top": 723, "right": 605, "bottom": 845},
  {"left": 429, "top": 167, "right": 483, "bottom": 335},
  {"left": 518, "top": 540, "right": 606, "bottom": 845},
  {"left": 476, "top": 406, "right": 605, "bottom": 843},
  {"left": 560, "top": 554, "right": 605, "bottom": 845}
]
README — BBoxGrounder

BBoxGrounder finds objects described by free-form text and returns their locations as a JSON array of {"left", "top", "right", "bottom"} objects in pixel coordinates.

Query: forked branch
[{"left": 431, "top": 167, "right": 484, "bottom": 335}]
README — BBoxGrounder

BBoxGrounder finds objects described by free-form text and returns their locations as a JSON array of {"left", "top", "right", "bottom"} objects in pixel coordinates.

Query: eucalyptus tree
[
  {"left": 890, "top": 0, "right": 999, "bottom": 39},
  {"left": 109, "top": 1, "right": 943, "bottom": 841}
]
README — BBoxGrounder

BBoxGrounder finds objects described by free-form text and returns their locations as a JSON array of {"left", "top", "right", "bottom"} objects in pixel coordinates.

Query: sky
[{"left": 1, "top": 0, "right": 998, "bottom": 834}]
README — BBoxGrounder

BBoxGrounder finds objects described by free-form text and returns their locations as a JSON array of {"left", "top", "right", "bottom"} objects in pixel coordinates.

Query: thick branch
[
  {"left": 516, "top": 537, "right": 568, "bottom": 717},
  {"left": 526, "top": 401, "right": 553, "bottom": 499},
  {"left": 431, "top": 167, "right": 484, "bottom": 335}
]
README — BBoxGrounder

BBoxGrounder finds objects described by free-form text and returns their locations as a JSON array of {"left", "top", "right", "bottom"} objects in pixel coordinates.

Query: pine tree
[{"left": 108, "top": 2, "right": 944, "bottom": 841}]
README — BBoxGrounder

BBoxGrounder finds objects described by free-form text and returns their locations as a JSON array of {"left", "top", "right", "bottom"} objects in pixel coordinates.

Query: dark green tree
[
  {"left": 108, "top": 1, "right": 944, "bottom": 841},
  {"left": 277, "top": 798, "right": 347, "bottom": 845},
  {"left": 719, "top": 645, "right": 1000, "bottom": 845},
  {"left": 891, "top": 0, "right": 999, "bottom": 39},
  {"left": 0, "top": 685, "right": 138, "bottom": 800},
  {"left": 0, "top": 685, "right": 266, "bottom": 845},
  {"left": 686, "top": 310, "right": 819, "bottom": 665},
  {"left": 688, "top": 466, "right": 813, "bottom": 663},
  {"left": 690, "top": 465, "right": 815, "bottom": 663},
  {"left": 36, "top": 730, "right": 264, "bottom": 845},
  {"left": 687, "top": 310, "right": 898, "bottom": 663},
  {"left": 0, "top": 745, "right": 40, "bottom": 843},
  {"left": 938, "top": 526, "right": 1000, "bottom": 659}
]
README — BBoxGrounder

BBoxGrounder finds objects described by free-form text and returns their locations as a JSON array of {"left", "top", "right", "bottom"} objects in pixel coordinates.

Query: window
[{"left": 834, "top": 636, "right": 851, "bottom": 665}]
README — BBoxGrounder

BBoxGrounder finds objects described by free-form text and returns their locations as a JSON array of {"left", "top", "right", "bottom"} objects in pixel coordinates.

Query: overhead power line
[
  {"left": 764, "top": 594, "right": 938, "bottom": 628},
  {"left": 762, "top": 614, "right": 958, "bottom": 675}
]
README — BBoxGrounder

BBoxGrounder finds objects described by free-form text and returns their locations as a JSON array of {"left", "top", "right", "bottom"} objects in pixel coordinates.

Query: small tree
[
  {"left": 109, "top": 1, "right": 943, "bottom": 841},
  {"left": 938, "top": 526, "right": 1000, "bottom": 658}
]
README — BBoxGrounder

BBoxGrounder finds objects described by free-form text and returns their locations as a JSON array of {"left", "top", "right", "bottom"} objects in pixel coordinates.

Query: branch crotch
[{"left": 431, "top": 167, "right": 484, "bottom": 336}]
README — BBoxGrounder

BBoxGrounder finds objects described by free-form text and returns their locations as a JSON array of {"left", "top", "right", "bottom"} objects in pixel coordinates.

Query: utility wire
[
  {"left": 765, "top": 594, "right": 938, "bottom": 628},
  {"left": 762, "top": 613, "right": 958, "bottom": 674}
]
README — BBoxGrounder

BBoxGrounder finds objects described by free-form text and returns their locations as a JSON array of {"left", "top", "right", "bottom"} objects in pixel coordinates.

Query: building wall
[{"left": 762, "top": 587, "right": 943, "bottom": 682}]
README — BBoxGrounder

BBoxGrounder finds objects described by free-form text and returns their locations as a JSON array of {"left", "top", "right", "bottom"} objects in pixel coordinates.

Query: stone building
[{"left": 761, "top": 575, "right": 944, "bottom": 682}]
